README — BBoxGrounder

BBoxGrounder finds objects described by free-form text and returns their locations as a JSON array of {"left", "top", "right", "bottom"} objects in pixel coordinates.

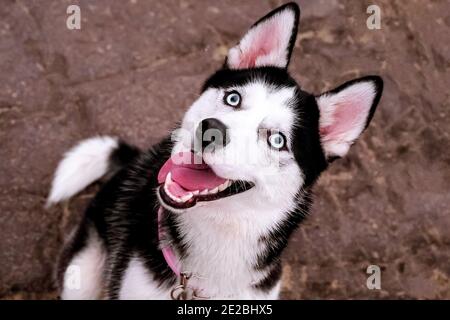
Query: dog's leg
[
  {"left": 58, "top": 222, "right": 107, "bottom": 300},
  {"left": 116, "top": 255, "right": 170, "bottom": 300}
]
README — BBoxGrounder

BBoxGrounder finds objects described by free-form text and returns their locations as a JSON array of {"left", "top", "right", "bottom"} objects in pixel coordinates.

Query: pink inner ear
[
  {"left": 237, "top": 22, "right": 279, "bottom": 69},
  {"left": 320, "top": 96, "right": 367, "bottom": 141}
]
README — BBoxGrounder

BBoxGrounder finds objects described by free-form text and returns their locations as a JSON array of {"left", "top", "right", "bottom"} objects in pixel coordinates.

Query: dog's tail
[{"left": 46, "top": 136, "right": 140, "bottom": 207}]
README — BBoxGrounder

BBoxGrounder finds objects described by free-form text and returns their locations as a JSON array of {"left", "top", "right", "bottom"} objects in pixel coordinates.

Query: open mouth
[{"left": 157, "top": 152, "right": 254, "bottom": 209}]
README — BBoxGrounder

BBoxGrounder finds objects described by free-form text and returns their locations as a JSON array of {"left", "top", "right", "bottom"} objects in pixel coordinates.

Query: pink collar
[
  {"left": 157, "top": 207, "right": 181, "bottom": 276},
  {"left": 157, "top": 207, "right": 209, "bottom": 300}
]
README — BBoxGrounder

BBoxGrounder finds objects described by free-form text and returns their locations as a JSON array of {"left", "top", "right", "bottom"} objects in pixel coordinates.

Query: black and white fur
[{"left": 48, "top": 3, "right": 383, "bottom": 299}]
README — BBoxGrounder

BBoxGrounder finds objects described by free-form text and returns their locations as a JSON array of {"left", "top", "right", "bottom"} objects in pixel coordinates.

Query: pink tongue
[{"left": 158, "top": 152, "right": 226, "bottom": 195}]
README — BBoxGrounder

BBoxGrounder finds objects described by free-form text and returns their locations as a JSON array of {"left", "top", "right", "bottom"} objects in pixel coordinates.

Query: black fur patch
[
  {"left": 255, "top": 192, "right": 313, "bottom": 271},
  {"left": 252, "top": 261, "right": 282, "bottom": 292},
  {"left": 163, "top": 208, "right": 189, "bottom": 259},
  {"left": 109, "top": 140, "right": 141, "bottom": 172},
  {"left": 202, "top": 67, "right": 298, "bottom": 92},
  {"left": 290, "top": 91, "right": 328, "bottom": 187}
]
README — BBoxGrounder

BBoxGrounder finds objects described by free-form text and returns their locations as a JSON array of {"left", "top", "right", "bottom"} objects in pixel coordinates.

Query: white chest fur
[{"left": 120, "top": 196, "right": 290, "bottom": 300}]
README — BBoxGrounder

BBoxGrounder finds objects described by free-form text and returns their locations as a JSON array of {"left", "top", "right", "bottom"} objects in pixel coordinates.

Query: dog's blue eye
[
  {"left": 268, "top": 131, "right": 287, "bottom": 151},
  {"left": 224, "top": 91, "right": 241, "bottom": 107}
]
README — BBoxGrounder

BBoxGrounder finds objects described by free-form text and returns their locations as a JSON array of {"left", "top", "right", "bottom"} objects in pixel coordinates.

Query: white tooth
[
  {"left": 165, "top": 172, "right": 172, "bottom": 185},
  {"left": 192, "top": 190, "right": 199, "bottom": 195},
  {"left": 209, "top": 187, "right": 219, "bottom": 194},
  {"left": 218, "top": 180, "right": 230, "bottom": 192},
  {"left": 199, "top": 189, "right": 209, "bottom": 195},
  {"left": 164, "top": 184, "right": 170, "bottom": 196},
  {"left": 164, "top": 173, "right": 184, "bottom": 202},
  {"left": 173, "top": 196, "right": 183, "bottom": 203},
  {"left": 165, "top": 187, "right": 180, "bottom": 202},
  {"left": 172, "top": 195, "right": 183, "bottom": 203},
  {"left": 180, "top": 193, "right": 193, "bottom": 202}
]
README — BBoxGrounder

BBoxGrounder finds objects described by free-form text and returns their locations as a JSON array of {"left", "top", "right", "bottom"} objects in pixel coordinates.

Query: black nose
[{"left": 195, "top": 118, "right": 229, "bottom": 152}]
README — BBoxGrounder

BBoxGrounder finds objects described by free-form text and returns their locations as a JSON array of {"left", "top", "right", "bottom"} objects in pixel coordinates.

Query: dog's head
[{"left": 157, "top": 3, "right": 383, "bottom": 215}]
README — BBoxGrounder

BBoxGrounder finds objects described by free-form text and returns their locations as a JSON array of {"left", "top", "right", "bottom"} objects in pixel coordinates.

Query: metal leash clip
[{"left": 170, "top": 272, "right": 209, "bottom": 300}]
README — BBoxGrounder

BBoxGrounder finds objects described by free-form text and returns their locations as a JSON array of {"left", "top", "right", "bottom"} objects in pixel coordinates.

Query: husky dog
[{"left": 48, "top": 3, "right": 383, "bottom": 299}]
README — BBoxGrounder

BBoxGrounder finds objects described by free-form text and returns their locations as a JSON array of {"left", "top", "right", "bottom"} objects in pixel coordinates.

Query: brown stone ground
[{"left": 1, "top": 0, "right": 449, "bottom": 299}]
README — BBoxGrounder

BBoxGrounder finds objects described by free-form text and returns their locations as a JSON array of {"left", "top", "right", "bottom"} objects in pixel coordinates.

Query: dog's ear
[
  {"left": 316, "top": 76, "right": 383, "bottom": 160},
  {"left": 226, "top": 3, "right": 300, "bottom": 70}
]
